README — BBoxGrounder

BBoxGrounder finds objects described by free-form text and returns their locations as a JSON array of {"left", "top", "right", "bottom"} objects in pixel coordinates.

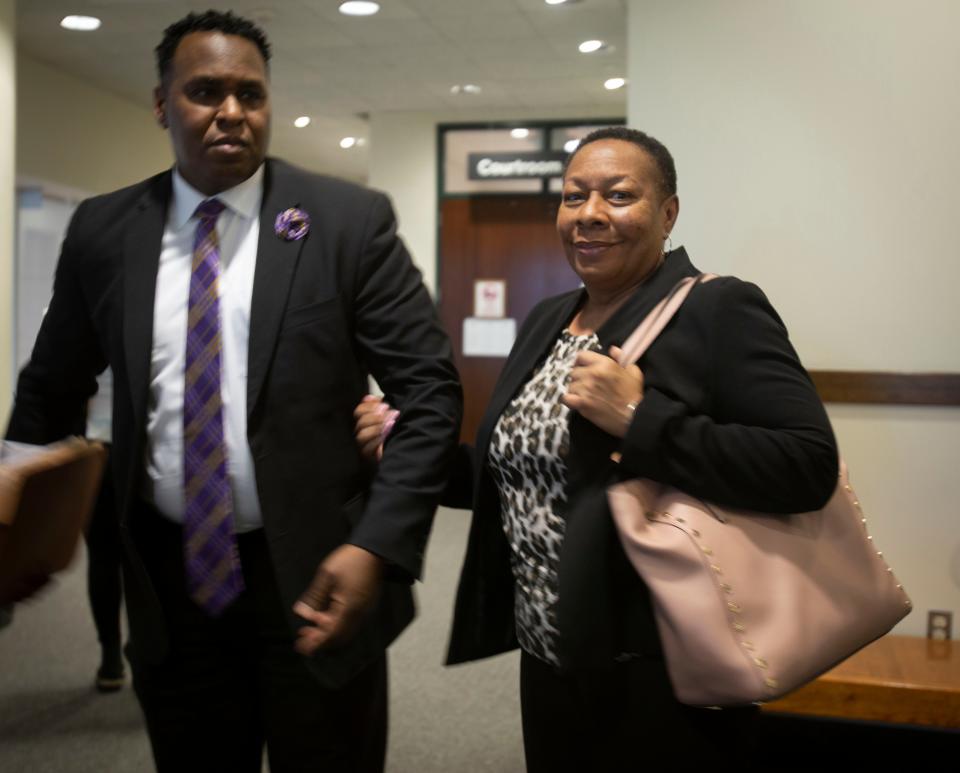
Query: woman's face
[{"left": 557, "top": 139, "right": 678, "bottom": 297}]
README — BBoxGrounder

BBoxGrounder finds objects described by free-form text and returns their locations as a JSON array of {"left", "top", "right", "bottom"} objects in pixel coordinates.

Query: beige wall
[
  {"left": 0, "top": 0, "right": 14, "bottom": 419},
  {"left": 5, "top": 52, "right": 172, "bottom": 420},
  {"left": 627, "top": 0, "right": 960, "bottom": 635},
  {"left": 16, "top": 52, "right": 171, "bottom": 195},
  {"left": 369, "top": 106, "right": 621, "bottom": 296}
]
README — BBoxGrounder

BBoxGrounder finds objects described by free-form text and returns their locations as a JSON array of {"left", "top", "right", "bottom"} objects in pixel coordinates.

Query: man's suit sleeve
[
  {"left": 344, "top": 192, "right": 462, "bottom": 579},
  {"left": 617, "top": 280, "right": 837, "bottom": 513},
  {"left": 6, "top": 200, "right": 106, "bottom": 444}
]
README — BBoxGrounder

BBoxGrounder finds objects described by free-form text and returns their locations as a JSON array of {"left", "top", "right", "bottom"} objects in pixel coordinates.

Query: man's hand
[
  {"left": 293, "top": 544, "right": 385, "bottom": 656},
  {"left": 561, "top": 345, "right": 643, "bottom": 438},
  {"left": 353, "top": 395, "right": 398, "bottom": 462}
]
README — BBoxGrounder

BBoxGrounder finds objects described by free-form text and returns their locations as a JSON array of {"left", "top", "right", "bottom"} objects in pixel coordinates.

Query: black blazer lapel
[
  {"left": 595, "top": 247, "right": 700, "bottom": 350},
  {"left": 122, "top": 174, "right": 169, "bottom": 470},
  {"left": 247, "top": 160, "right": 309, "bottom": 420}
]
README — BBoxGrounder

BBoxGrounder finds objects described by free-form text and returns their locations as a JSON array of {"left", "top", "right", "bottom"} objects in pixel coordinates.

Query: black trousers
[
  {"left": 520, "top": 650, "right": 759, "bottom": 773},
  {"left": 128, "top": 505, "right": 387, "bottom": 773}
]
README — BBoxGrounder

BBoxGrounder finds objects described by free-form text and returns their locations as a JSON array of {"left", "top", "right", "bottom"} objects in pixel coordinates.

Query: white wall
[
  {"left": 627, "top": 0, "right": 960, "bottom": 635},
  {"left": 0, "top": 0, "right": 14, "bottom": 419},
  {"left": 16, "top": 52, "right": 171, "bottom": 195},
  {"left": 369, "top": 106, "right": 621, "bottom": 296}
]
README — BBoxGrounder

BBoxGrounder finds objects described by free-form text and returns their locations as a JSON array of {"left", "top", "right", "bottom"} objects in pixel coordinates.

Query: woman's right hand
[{"left": 353, "top": 395, "right": 398, "bottom": 462}]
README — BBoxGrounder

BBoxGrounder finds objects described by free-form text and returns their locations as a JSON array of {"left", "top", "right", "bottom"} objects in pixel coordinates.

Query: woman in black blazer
[{"left": 358, "top": 127, "right": 837, "bottom": 771}]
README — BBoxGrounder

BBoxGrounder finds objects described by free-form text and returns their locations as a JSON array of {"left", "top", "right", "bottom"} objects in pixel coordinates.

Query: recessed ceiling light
[
  {"left": 604, "top": 77, "right": 626, "bottom": 90},
  {"left": 339, "top": 1, "right": 380, "bottom": 16},
  {"left": 450, "top": 84, "right": 482, "bottom": 95},
  {"left": 60, "top": 15, "right": 101, "bottom": 31},
  {"left": 510, "top": 128, "right": 530, "bottom": 139},
  {"left": 340, "top": 136, "right": 357, "bottom": 149},
  {"left": 564, "top": 139, "right": 581, "bottom": 153},
  {"left": 578, "top": 40, "right": 605, "bottom": 54},
  {"left": 545, "top": 0, "right": 577, "bottom": 5},
  {"left": 294, "top": 116, "right": 311, "bottom": 128}
]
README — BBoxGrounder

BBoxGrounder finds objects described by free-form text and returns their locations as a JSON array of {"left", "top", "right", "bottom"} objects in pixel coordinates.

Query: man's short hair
[
  {"left": 565, "top": 126, "right": 678, "bottom": 199},
  {"left": 155, "top": 9, "right": 271, "bottom": 82}
]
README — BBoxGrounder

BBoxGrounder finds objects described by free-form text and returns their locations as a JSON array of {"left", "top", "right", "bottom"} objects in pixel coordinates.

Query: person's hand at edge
[{"left": 353, "top": 395, "right": 398, "bottom": 462}]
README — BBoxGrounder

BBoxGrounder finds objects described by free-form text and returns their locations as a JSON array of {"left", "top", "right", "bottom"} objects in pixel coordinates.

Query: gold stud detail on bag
[
  {"left": 733, "top": 623, "right": 745, "bottom": 632},
  {"left": 701, "top": 546, "right": 714, "bottom": 556},
  {"left": 742, "top": 641, "right": 754, "bottom": 650},
  {"left": 754, "top": 657, "right": 768, "bottom": 669},
  {"left": 720, "top": 583, "right": 732, "bottom": 593},
  {"left": 765, "top": 677, "right": 779, "bottom": 689},
  {"left": 727, "top": 602, "right": 741, "bottom": 612},
  {"left": 710, "top": 564, "right": 722, "bottom": 574}
]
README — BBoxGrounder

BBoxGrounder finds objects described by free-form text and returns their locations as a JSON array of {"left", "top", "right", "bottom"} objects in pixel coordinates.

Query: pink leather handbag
[{"left": 607, "top": 275, "right": 912, "bottom": 706}]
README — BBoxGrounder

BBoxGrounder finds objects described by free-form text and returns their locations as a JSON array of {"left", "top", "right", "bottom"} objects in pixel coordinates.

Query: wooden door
[{"left": 438, "top": 196, "right": 582, "bottom": 442}]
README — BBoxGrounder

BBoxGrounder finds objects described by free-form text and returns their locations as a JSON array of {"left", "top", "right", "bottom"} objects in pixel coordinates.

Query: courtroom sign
[{"left": 467, "top": 151, "right": 567, "bottom": 180}]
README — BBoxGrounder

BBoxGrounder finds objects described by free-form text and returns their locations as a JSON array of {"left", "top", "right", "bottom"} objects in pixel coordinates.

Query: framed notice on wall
[{"left": 473, "top": 279, "right": 507, "bottom": 318}]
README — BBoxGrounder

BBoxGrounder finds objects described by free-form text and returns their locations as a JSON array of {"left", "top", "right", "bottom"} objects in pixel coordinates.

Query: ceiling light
[
  {"left": 339, "top": 1, "right": 380, "bottom": 16},
  {"left": 578, "top": 40, "right": 604, "bottom": 54},
  {"left": 60, "top": 15, "right": 101, "bottom": 31},
  {"left": 340, "top": 136, "right": 357, "bottom": 149},
  {"left": 545, "top": 0, "right": 576, "bottom": 5},
  {"left": 293, "top": 116, "right": 311, "bottom": 128},
  {"left": 604, "top": 77, "right": 626, "bottom": 90},
  {"left": 510, "top": 128, "right": 530, "bottom": 139},
  {"left": 564, "top": 139, "right": 581, "bottom": 153},
  {"left": 450, "top": 84, "right": 482, "bottom": 95}
]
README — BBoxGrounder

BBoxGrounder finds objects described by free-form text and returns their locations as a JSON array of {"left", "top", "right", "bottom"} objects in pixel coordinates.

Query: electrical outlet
[{"left": 927, "top": 610, "right": 953, "bottom": 640}]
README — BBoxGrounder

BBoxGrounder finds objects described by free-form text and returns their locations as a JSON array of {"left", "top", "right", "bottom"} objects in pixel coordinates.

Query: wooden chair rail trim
[{"left": 809, "top": 371, "right": 960, "bottom": 406}]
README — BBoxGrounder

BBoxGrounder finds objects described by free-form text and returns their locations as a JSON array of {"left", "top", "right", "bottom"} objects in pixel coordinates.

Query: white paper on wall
[{"left": 462, "top": 317, "right": 516, "bottom": 357}]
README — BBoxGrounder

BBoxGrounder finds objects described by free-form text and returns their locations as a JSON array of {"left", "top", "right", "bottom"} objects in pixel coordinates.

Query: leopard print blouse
[{"left": 487, "top": 329, "right": 600, "bottom": 666}]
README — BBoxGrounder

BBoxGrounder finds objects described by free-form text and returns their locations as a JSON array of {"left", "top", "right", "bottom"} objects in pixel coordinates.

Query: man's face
[{"left": 153, "top": 31, "right": 270, "bottom": 195}]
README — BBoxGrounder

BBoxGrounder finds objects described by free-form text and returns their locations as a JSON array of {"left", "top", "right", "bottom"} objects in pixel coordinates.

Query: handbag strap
[{"left": 617, "top": 273, "right": 718, "bottom": 366}]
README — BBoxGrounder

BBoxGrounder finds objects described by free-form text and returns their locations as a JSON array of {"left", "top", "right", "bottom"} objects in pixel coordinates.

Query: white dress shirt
[{"left": 142, "top": 165, "right": 264, "bottom": 531}]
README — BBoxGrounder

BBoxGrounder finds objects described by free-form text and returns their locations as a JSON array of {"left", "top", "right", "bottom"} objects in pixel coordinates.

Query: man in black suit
[{"left": 6, "top": 10, "right": 461, "bottom": 772}]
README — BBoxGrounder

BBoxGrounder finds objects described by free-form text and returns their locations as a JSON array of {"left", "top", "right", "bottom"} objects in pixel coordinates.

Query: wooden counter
[{"left": 763, "top": 635, "right": 960, "bottom": 728}]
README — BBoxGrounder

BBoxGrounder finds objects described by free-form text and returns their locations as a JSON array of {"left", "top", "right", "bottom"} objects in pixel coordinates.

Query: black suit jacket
[
  {"left": 446, "top": 248, "right": 837, "bottom": 670},
  {"left": 7, "top": 158, "right": 463, "bottom": 688}
]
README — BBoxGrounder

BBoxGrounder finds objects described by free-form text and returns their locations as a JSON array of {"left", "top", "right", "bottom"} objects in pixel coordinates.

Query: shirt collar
[{"left": 170, "top": 164, "right": 265, "bottom": 229}]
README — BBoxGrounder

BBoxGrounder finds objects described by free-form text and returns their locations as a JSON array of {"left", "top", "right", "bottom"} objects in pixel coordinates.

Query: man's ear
[{"left": 153, "top": 86, "right": 168, "bottom": 128}]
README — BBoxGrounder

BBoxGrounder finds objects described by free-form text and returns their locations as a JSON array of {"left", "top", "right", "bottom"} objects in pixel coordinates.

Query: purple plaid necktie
[{"left": 183, "top": 198, "right": 244, "bottom": 615}]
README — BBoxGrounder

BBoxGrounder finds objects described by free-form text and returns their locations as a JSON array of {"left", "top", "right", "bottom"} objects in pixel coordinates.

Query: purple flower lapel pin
[{"left": 274, "top": 207, "right": 310, "bottom": 241}]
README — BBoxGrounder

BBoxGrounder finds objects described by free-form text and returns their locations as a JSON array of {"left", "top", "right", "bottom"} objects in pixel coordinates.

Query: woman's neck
[
  {"left": 569, "top": 287, "right": 634, "bottom": 335},
  {"left": 569, "top": 257, "right": 665, "bottom": 336}
]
